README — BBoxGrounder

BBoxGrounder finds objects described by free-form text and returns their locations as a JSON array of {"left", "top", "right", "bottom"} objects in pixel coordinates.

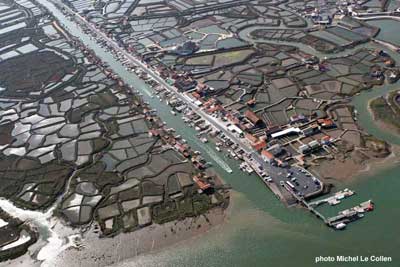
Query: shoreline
[
  {"left": 40, "top": 197, "right": 232, "bottom": 267},
  {"left": 0, "top": 193, "right": 232, "bottom": 267},
  {"left": 367, "top": 97, "right": 400, "bottom": 138},
  {"left": 354, "top": 143, "right": 400, "bottom": 179},
  {"left": 313, "top": 142, "right": 400, "bottom": 185}
]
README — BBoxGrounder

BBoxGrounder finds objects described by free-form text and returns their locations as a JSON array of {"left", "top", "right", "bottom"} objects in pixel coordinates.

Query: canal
[{"left": 37, "top": 2, "right": 400, "bottom": 266}]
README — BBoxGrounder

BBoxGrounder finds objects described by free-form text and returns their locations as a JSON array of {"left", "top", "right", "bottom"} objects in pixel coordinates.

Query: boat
[
  {"left": 200, "top": 137, "right": 208, "bottom": 143},
  {"left": 216, "top": 147, "right": 221, "bottom": 152},
  {"left": 335, "top": 223, "right": 346, "bottom": 230},
  {"left": 170, "top": 111, "right": 176, "bottom": 116},
  {"left": 245, "top": 166, "right": 254, "bottom": 174}
]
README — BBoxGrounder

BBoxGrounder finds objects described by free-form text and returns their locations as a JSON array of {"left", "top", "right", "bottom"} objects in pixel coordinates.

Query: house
[
  {"left": 261, "top": 149, "right": 275, "bottom": 164},
  {"left": 191, "top": 92, "right": 201, "bottom": 99},
  {"left": 302, "top": 124, "right": 320, "bottom": 136},
  {"left": 318, "top": 118, "right": 336, "bottom": 128},
  {"left": 246, "top": 99, "right": 256, "bottom": 106},
  {"left": 207, "top": 104, "right": 222, "bottom": 113},
  {"left": 175, "top": 77, "right": 197, "bottom": 91},
  {"left": 193, "top": 175, "right": 211, "bottom": 191},
  {"left": 299, "top": 144, "right": 310, "bottom": 154},
  {"left": 308, "top": 140, "right": 321, "bottom": 150},
  {"left": 244, "top": 110, "right": 262, "bottom": 125},
  {"left": 245, "top": 133, "right": 258, "bottom": 144},
  {"left": 321, "top": 135, "right": 332, "bottom": 145},
  {"left": 290, "top": 114, "right": 308, "bottom": 124},
  {"left": 253, "top": 140, "right": 267, "bottom": 151}
]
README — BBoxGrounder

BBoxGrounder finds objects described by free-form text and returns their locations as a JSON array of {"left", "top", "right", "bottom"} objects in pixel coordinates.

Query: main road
[{"left": 53, "top": 0, "right": 323, "bottom": 201}]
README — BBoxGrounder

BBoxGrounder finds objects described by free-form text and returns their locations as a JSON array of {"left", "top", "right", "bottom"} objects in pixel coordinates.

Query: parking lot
[{"left": 250, "top": 152, "right": 323, "bottom": 200}]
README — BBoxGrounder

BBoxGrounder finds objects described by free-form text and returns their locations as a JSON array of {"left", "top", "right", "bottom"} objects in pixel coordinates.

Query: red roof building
[
  {"left": 261, "top": 149, "right": 275, "bottom": 163},
  {"left": 253, "top": 140, "right": 267, "bottom": 151},
  {"left": 193, "top": 175, "right": 211, "bottom": 191},
  {"left": 244, "top": 110, "right": 262, "bottom": 125},
  {"left": 318, "top": 118, "right": 335, "bottom": 128}
]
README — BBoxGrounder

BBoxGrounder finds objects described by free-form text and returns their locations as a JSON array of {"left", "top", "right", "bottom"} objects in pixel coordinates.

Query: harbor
[{"left": 281, "top": 182, "right": 374, "bottom": 230}]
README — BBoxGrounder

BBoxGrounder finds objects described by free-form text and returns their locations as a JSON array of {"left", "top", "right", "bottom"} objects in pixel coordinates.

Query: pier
[
  {"left": 283, "top": 186, "right": 374, "bottom": 230},
  {"left": 326, "top": 200, "right": 374, "bottom": 229},
  {"left": 308, "top": 189, "right": 355, "bottom": 207},
  {"left": 283, "top": 185, "right": 327, "bottom": 223}
]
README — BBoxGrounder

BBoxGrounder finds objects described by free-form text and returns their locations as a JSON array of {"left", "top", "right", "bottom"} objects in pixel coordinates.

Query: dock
[
  {"left": 284, "top": 185, "right": 327, "bottom": 222},
  {"left": 326, "top": 200, "right": 374, "bottom": 229},
  {"left": 283, "top": 185, "right": 374, "bottom": 230},
  {"left": 308, "top": 189, "right": 355, "bottom": 207}
]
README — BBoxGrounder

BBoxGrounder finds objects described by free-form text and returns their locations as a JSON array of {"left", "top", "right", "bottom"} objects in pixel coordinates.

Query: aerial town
[
  {"left": 0, "top": 0, "right": 399, "bottom": 266},
  {"left": 58, "top": 0, "right": 396, "bottom": 224}
]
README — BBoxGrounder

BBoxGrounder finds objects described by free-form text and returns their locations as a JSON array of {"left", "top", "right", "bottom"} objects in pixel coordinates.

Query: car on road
[{"left": 265, "top": 178, "right": 273, "bottom": 183}]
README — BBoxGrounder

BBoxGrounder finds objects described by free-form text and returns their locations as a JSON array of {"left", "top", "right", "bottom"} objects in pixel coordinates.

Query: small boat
[
  {"left": 170, "top": 111, "right": 176, "bottom": 116},
  {"left": 245, "top": 166, "right": 254, "bottom": 174},
  {"left": 216, "top": 147, "right": 221, "bottom": 152},
  {"left": 335, "top": 223, "right": 346, "bottom": 230}
]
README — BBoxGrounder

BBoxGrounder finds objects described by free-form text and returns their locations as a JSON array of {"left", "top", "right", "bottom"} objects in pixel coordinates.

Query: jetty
[
  {"left": 308, "top": 189, "right": 355, "bottom": 207},
  {"left": 283, "top": 185, "right": 374, "bottom": 230},
  {"left": 326, "top": 200, "right": 374, "bottom": 229}
]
